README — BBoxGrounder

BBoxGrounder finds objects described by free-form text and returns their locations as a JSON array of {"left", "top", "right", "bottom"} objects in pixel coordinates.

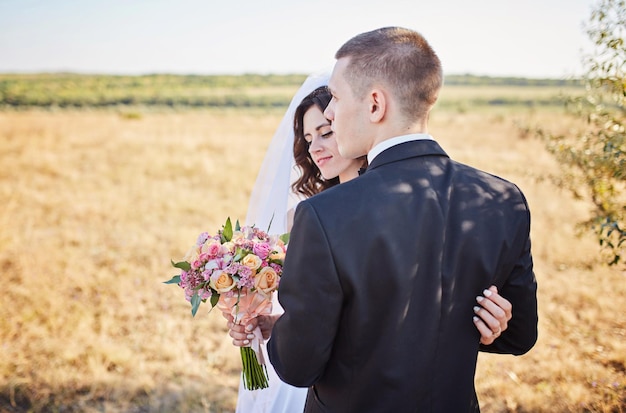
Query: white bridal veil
[
  {"left": 237, "top": 70, "right": 331, "bottom": 413},
  {"left": 245, "top": 69, "right": 330, "bottom": 234}
]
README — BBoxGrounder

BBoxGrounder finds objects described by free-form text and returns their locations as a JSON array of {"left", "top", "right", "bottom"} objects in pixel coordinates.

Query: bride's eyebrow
[
  {"left": 304, "top": 122, "right": 331, "bottom": 140},
  {"left": 316, "top": 121, "right": 331, "bottom": 131}
]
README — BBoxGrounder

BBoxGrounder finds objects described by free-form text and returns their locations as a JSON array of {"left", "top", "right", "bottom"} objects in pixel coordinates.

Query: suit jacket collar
[{"left": 366, "top": 139, "right": 449, "bottom": 172}]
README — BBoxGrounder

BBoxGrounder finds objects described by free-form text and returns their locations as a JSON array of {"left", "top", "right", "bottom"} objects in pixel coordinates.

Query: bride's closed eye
[
  {"left": 304, "top": 126, "right": 332, "bottom": 146},
  {"left": 319, "top": 123, "right": 333, "bottom": 138}
]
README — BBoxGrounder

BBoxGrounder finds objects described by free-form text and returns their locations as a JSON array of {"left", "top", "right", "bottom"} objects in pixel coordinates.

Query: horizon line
[{"left": 0, "top": 70, "right": 583, "bottom": 81}]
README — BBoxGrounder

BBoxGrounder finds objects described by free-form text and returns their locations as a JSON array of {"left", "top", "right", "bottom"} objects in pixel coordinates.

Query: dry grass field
[{"left": 0, "top": 104, "right": 624, "bottom": 412}]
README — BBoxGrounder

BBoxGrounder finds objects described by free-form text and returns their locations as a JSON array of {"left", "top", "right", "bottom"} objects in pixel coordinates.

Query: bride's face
[{"left": 303, "top": 105, "right": 360, "bottom": 183}]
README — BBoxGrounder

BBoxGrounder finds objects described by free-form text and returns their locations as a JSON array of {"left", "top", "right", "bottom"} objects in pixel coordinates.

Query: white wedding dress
[
  {"left": 234, "top": 295, "right": 307, "bottom": 413},
  {"left": 236, "top": 70, "right": 330, "bottom": 413}
]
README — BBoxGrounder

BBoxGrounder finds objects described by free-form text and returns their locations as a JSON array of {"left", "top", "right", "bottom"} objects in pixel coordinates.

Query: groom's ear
[{"left": 368, "top": 88, "right": 386, "bottom": 123}]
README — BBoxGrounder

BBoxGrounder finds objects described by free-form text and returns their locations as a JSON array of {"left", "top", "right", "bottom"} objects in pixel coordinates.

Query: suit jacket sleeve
[
  {"left": 480, "top": 188, "right": 538, "bottom": 355},
  {"left": 267, "top": 201, "right": 344, "bottom": 387}
]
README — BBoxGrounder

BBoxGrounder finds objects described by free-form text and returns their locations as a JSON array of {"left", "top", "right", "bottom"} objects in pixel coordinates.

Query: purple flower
[
  {"left": 202, "top": 269, "right": 212, "bottom": 281},
  {"left": 237, "top": 272, "right": 255, "bottom": 289},
  {"left": 270, "top": 262, "right": 282, "bottom": 275},
  {"left": 225, "top": 263, "right": 239, "bottom": 275},
  {"left": 199, "top": 288, "right": 212, "bottom": 300},
  {"left": 196, "top": 232, "right": 209, "bottom": 246},
  {"left": 204, "top": 259, "right": 220, "bottom": 272},
  {"left": 238, "top": 265, "right": 252, "bottom": 278}
]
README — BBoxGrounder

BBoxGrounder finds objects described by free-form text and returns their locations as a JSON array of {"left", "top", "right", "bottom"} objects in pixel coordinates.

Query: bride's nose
[{"left": 308, "top": 136, "right": 322, "bottom": 153}]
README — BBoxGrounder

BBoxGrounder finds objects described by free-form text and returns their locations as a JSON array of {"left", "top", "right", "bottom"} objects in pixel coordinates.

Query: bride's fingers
[
  {"left": 228, "top": 319, "right": 259, "bottom": 347},
  {"left": 229, "top": 325, "right": 255, "bottom": 347},
  {"left": 473, "top": 303, "right": 501, "bottom": 333},
  {"left": 473, "top": 316, "right": 498, "bottom": 345},
  {"left": 477, "top": 291, "right": 510, "bottom": 332},
  {"left": 476, "top": 296, "right": 505, "bottom": 323},
  {"left": 229, "top": 323, "right": 246, "bottom": 335},
  {"left": 484, "top": 287, "right": 513, "bottom": 321}
]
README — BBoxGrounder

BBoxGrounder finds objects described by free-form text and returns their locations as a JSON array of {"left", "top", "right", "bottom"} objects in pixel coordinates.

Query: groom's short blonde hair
[{"left": 335, "top": 26, "right": 442, "bottom": 123}]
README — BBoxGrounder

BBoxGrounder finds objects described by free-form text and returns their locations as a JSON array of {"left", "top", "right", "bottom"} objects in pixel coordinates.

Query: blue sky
[{"left": 0, "top": 0, "right": 598, "bottom": 78}]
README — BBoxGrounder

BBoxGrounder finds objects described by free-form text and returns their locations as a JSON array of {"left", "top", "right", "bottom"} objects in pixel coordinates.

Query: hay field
[{"left": 0, "top": 105, "right": 624, "bottom": 412}]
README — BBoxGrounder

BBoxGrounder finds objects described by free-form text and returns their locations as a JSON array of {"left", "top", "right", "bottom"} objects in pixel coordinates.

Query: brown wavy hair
[{"left": 291, "top": 86, "right": 340, "bottom": 197}]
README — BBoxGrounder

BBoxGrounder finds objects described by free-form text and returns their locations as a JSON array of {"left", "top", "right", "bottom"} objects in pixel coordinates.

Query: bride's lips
[{"left": 315, "top": 156, "right": 332, "bottom": 167}]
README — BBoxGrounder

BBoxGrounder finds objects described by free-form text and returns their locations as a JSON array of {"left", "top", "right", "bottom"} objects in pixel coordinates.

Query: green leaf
[
  {"left": 171, "top": 259, "right": 191, "bottom": 272},
  {"left": 235, "top": 219, "right": 241, "bottom": 231},
  {"left": 210, "top": 293, "right": 219, "bottom": 308},
  {"left": 233, "top": 247, "right": 247, "bottom": 262},
  {"left": 163, "top": 275, "right": 181, "bottom": 284},
  {"left": 191, "top": 292, "right": 201, "bottom": 317},
  {"left": 279, "top": 232, "right": 290, "bottom": 244},
  {"left": 222, "top": 217, "right": 233, "bottom": 242}
]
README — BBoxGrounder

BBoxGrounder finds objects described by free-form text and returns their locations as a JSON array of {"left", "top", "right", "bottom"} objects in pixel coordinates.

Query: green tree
[{"left": 538, "top": 0, "right": 625, "bottom": 266}]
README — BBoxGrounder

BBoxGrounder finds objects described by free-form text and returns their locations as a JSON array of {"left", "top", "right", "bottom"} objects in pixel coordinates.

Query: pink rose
[
  {"left": 201, "top": 240, "right": 221, "bottom": 257},
  {"left": 253, "top": 242, "right": 271, "bottom": 260}
]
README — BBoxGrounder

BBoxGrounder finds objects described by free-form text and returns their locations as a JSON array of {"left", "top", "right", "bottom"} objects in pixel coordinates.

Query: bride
[{"left": 228, "top": 71, "right": 513, "bottom": 413}]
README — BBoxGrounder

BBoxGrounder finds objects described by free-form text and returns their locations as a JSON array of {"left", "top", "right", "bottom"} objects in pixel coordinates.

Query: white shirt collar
[{"left": 367, "top": 133, "right": 433, "bottom": 164}]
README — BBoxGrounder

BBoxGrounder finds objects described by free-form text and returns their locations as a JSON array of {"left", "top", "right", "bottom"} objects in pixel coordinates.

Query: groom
[{"left": 267, "top": 27, "right": 538, "bottom": 412}]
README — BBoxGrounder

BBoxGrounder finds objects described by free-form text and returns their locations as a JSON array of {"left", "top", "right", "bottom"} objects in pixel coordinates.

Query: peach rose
[
  {"left": 254, "top": 267, "right": 279, "bottom": 295},
  {"left": 209, "top": 270, "right": 236, "bottom": 293},
  {"left": 269, "top": 250, "right": 285, "bottom": 261},
  {"left": 242, "top": 253, "right": 263, "bottom": 271}
]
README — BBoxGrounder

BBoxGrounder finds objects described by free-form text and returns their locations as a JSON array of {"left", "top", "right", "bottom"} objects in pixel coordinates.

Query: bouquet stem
[{"left": 240, "top": 346, "right": 269, "bottom": 390}]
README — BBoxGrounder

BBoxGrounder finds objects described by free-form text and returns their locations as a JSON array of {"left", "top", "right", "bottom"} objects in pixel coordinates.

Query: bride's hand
[
  {"left": 225, "top": 314, "right": 280, "bottom": 347},
  {"left": 473, "top": 285, "right": 512, "bottom": 345}
]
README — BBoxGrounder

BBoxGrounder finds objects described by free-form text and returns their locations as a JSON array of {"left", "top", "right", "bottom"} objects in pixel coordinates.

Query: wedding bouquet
[{"left": 165, "top": 217, "right": 288, "bottom": 390}]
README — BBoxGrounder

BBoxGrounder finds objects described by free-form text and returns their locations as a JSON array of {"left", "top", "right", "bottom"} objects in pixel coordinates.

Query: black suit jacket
[{"left": 268, "top": 140, "right": 538, "bottom": 412}]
